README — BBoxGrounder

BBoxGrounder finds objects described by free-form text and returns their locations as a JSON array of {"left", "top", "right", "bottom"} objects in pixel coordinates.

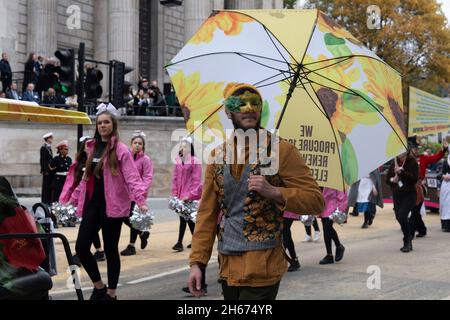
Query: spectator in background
[
  {"left": 5, "top": 81, "right": 20, "bottom": 100},
  {"left": 138, "top": 78, "right": 150, "bottom": 93},
  {"left": 43, "top": 87, "right": 64, "bottom": 107},
  {"left": 22, "top": 83, "right": 41, "bottom": 103},
  {"left": 23, "top": 53, "right": 39, "bottom": 92},
  {"left": 65, "top": 95, "right": 78, "bottom": 110},
  {"left": 0, "top": 91, "right": 6, "bottom": 98},
  {"left": 0, "top": 52, "right": 12, "bottom": 91}
]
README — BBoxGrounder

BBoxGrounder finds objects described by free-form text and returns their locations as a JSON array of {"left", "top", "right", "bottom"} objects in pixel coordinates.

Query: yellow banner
[{"left": 408, "top": 87, "right": 450, "bottom": 136}]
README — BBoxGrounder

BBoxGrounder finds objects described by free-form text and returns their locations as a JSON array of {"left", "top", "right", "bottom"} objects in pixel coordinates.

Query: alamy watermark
[
  {"left": 170, "top": 122, "right": 280, "bottom": 176},
  {"left": 367, "top": 5, "right": 382, "bottom": 30},
  {"left": 67, "top": 5, "right": 81, "bottom": 30},
  {"left": 366, "top": 265, "right": 381, "bottom": 290}
]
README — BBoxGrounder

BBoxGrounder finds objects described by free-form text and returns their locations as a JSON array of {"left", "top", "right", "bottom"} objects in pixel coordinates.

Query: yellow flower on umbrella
[
  {"left": 362, "top": 58, "right": 405, "bottom": 135},
  {"left": 317, "top": 11, "right": 362, "bottom": 45},
  {"left": 189, "top": 12, "right": 254, "bottom": 45},
  {"left": 171, "top": 70, "right": 225, "bottom": 142}
]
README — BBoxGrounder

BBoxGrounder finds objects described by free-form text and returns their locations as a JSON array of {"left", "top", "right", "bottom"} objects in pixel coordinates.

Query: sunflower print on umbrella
[
  {"left": 189, "top": 12, "right": 254, "bottom": 45},
  {"left": 171, "top": 70, "right": 225, "bottom": 138}
]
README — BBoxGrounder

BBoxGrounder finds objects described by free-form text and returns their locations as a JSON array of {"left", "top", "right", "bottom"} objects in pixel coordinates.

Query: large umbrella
[
  {"left": 166, "top": 9, "right": 407, "bottom": 190},
  {"left": 0, "top": 98, "right": 91, "bottom": 125}
]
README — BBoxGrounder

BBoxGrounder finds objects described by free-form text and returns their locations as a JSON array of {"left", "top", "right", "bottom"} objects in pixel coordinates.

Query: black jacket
[
  {"left": 386, "top": 155, "right": 419, "bottom": 194},
  {"left": 40, "top": 144, "right": 53, "bottom": 174}
]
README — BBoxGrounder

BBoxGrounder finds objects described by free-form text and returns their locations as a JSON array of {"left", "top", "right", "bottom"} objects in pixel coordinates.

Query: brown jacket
[{"left": 189, "top": 137, "right": 324, "bottom": 287}]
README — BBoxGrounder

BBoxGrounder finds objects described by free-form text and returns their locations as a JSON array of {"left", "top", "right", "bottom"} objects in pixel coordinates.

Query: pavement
[{"left": 18, "top": 198, "right": 450, "bottom": 300}]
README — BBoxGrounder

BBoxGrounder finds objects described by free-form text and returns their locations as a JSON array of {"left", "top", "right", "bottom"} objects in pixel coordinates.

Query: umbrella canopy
[
  {"left": 166, "top": 9, "right": 407, "bottom": 190},
  {"left": 0, "top": 98, "right": 91, "bottom": 125}
]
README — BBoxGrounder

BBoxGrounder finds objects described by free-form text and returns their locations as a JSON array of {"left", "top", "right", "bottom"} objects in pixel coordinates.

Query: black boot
[
  {"left": 361, "top": 212, "right": 369, "bottom": 229},
  {"left": 400, "top": 237, "right": 412, "bottom": 253},
  {"left": 288, "top": 258, "right": 300, "bottom": 272},
  {"left": 319, "top": 254, "right": 334, "bottom": 265},
  {"left": 335, "top": 245, "right": 345, "bottom": 262}
]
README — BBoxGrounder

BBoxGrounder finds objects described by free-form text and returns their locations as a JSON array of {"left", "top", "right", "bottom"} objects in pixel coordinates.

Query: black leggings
[
  {"left": 92, "top": 233, "right": 102, "bottom": 249},
  {"left": 321, "top": 218, "right": 341, "bottom": 255},
  {"left": 75, "top": 202, "right": 123, "bottom": 290},
  {"left": 305, "top": 217, "right": 320, "bottom": 236},
  {"left": 178, "top": 217, "right": 195, "bottom": 244},
  {"left": 283, "top": 218, "right": 297, "bottom": 260}
]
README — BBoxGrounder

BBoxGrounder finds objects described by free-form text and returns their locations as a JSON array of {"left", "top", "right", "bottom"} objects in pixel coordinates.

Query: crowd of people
[{"left": 0, "top": 51, "right": 181, "bottom": 117}]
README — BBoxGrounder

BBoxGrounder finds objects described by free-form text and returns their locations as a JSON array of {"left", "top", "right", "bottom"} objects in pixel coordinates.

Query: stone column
[
  {"left": 108, "top": 0, "right": 139, "bottom": 83},
  {"left": 213, "top": 0, "right": 225, "bottom": 11},
  {"left": 27, "top": 0, "right": 57, "bottom": 57},
  {"left": 0, "top": 1, "right": 20, "bottom": 73},
  {"left": 236, "top": 0, "right": 256, "bottom": 9},
  {"left": 94, "top": 0, "right": 109, "bottom": 99},
  {"left": 184, "top": 0, "right": 213, "bottom": 43}
]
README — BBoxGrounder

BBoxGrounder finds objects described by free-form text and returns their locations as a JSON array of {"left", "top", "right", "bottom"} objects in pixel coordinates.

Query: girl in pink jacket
[
  {"left": 319, "top": 187, "right": 347, "bottom": 265},
  {"left": 171, "top": 138, "right": 202, "bottom": 253},
  {"left": 59, "top": 136, "right": 105, "bottom": 263},
  {"left": 121, "top": 131, "right": 154, "bottom": 257},
  {"left": 75, "top": 105, "right": 148, "bottom": 301}
]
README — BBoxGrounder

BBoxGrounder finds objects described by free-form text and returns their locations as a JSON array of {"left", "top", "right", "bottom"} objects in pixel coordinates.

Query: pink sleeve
[
  {"left": 59, "top": 164, "right": 76, "bottom": 204},
  {"left": 141, "top": 156, "right": 154, "bottom": 194},
  {"left": 118, "top": 144, "right": 147, "bottom": 206},
  {"left": 188, "top": 163, "right": 203, "bottom": 200},
  {"left": 70, "top": 182, "right": 81, "bottom": 206},
  {"left": 171, "top": 164, "right": 179, "bottom": 197}
]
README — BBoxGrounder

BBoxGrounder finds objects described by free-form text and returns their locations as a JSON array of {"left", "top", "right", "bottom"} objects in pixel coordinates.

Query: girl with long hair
[{"left": 74, "top": 104, "right": 148, "bottom": 300}]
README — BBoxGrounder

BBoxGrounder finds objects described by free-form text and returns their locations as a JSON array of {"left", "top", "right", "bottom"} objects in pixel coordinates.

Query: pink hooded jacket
[
  {"left": 320, "top": 187, "right": 348, "bottom": 218},
  {"left": 171, "top": 155, "right": 202, "bottom": 201},
  {"left": 74, "top": 137, "right": 147, "bottom": 218},
  {"left": 132, "top": 150, "right": 153, "bottom": 194}
]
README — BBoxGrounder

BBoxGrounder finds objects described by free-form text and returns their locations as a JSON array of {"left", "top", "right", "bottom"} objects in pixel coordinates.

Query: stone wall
[{"left": 0, "top": 116, "right": 186, "bottom": 197}]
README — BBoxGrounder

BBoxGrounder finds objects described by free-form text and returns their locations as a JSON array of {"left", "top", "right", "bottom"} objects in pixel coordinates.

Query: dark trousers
[
  {"left": 393, "top": 191, "right": 416, "bottom": 241},
  {"left": 75, "top": 201, "right": 123, "bottom": 289},
  {"left": 41, "top": 174, "right": 53, "bottom": 204},
  {"left": 283, "top": 218, "right": 297, "bottom": 260},
  {"left": 321, "top": 217, "right": 341, "bottom": 255},
  {"left": 410, "top": 201, "right": 427, "bottom": 236},
  {"left": 178, "top": 217, "right": 195, "bottom": 244},
  {"left": 222, "top": 281, "right": 280, "bottom": 300},
  {"left": 305, "top": 217, "right": 320, "bottom": 236}
]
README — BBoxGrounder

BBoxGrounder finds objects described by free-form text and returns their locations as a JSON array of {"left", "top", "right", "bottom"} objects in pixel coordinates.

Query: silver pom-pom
[
  {"left": 130, "top": 204, "right": 155, "bottom": 232},
  {"left": 168, "top": 197, "right": 199, "bottom": 222},
  {"left": 51, "top": 202, "right": 78, "bottom": 225},
  {"left": 330, "top": 207, "right": 347, "bottom": 225},
  {"left": 300, "top": 215, "right": 314, "bottom": 226}
]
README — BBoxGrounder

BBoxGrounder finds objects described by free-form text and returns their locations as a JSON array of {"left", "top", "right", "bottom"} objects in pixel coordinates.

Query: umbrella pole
[{"left": 276, "top": 64, "right": 302, "bottom": 130}]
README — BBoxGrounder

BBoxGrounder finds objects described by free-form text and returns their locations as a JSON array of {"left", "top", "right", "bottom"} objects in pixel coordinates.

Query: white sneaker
[
  {"left": 313, "top": 231, "right": 321, "bottom": 242},
  {"left": 302, "top": 235, "right": 312, "bottom": 243}
]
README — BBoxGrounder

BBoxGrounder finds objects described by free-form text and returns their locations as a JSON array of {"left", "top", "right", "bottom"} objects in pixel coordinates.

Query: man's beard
[{"left": 230, "top": 114, "right": 261, "bottom": 132}]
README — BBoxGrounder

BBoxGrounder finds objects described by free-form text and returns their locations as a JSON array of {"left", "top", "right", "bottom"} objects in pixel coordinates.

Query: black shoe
[
  {"left": 287, "top": 259, "right": 300, "bottom": 272},
  {"left": 361, "top": 222, "right": 369, "bottom": 229},
  {"left": 350, "top": 211, "right": 359, "bottom": 217},
  {"left": 187, "top": 244, "right": 192, "bottom": 249},
  {"left": 172, "top": 242, "right": 184, "bottom": 252},
  {"left": 140, "top": 231, "right": 150, "bottom": 250},
  {"left": 335, "top": 245, "right": 345, "bottom": 262},
  {"left": 72, "top": 254, "right": 82, "bottom": 267},
  {"left": 319, "top": 254, "right": 334, "bottom": 265},
  {"left": 89, "top": 286, "right": 107, "bottom": 300},
  {"left": 400, "top": 238, "right": 412, "bottom": 252},
  {"left": 93, "top": 251, "right": 106, "bottom": 261},
  {"left": 120, "top": 245, "right": 136, "bottom": 256}
]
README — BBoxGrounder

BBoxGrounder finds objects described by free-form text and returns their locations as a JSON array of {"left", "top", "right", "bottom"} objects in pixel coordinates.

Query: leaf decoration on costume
[{"left": 224, "top": 96, "right": 243, "bottom": 113}]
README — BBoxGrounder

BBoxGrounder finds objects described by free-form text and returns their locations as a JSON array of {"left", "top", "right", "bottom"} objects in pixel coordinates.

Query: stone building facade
[{"left": 0, "top": 0, "right": 283, "bottom": 94}]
